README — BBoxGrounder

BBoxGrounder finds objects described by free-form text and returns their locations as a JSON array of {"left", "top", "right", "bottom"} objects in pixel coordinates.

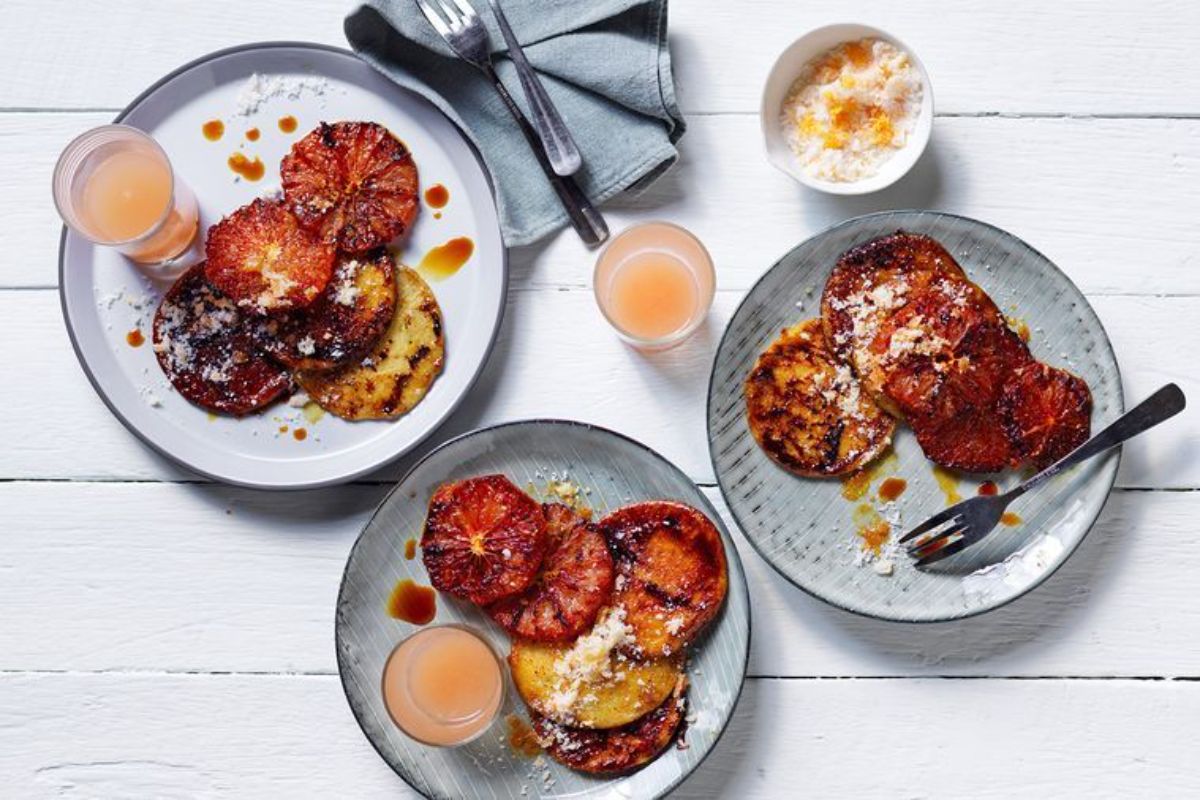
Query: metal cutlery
[
  {"left": 485, "top": 0, "right": 582, "bottom": 176},
  {"left": 902, "top": 383, "right": 1186, "bottom": 567},
  {"left": 416, "top": 0, "right": 608, "bottom": 246}
]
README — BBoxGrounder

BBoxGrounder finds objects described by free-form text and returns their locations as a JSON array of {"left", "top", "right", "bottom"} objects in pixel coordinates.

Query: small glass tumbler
[
  {"left": 594, "top": 221, "right": 716, "bottom": 350},
  {"left": 53, "top": 124, "right": 199, "bottom": 270}
]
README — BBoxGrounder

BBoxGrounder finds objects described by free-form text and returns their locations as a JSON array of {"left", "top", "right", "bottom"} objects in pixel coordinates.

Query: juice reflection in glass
[
  {"left": 594, "top": 222, "right": 716, "bottom": 350},
  {"left": 53, "top": 124, "right": 199, "bottom": 270}
]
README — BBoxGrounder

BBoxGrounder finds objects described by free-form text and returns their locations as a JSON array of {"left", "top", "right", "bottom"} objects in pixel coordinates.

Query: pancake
[
  {"left": 598, "top": 502, "right": 727, "bottom": 658},
  {"left": 532, "top": 677, "right": 687, "bottom": 774},
  {"left": 745, "top": 319, "right": 894, "bottom": 477},
  {"left": 296, "top": 266, "right": 443, "bottom": 420}
]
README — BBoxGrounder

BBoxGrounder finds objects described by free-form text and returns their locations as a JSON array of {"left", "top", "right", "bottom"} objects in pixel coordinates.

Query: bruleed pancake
[
  {"left": 488, "top": 503, "right": 615, "bottom": 642},
  {"left": 254, "top": 250, "right": 396, "bottom": 371},
  {"left": 598, "top": 502, "right": 728, "bottom": 658},
  {"left": 508, "top": 603, "right": 683, "bottom": 730},
  {"left": 532, "top": 677, "right": 687, "bottom": 775},
  {"left": 152, "top": 264, "right": 291, "bottom": 416},
  {"left": 281, "top": 121, "right": 420, "bottom": 252},
  {"left": 204, "top": 198, "right": 335, "bottom": 314},
  {"left": 745, "top": 319, "right": 894, "bottom": 477},
  {"left": 297, "top": 266, "right": 443, "bottom": 420}
]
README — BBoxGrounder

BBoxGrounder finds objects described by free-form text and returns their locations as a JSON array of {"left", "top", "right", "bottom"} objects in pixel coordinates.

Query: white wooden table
[{"left": 3, "top": 1, "right": 1199, "bottom": 797}]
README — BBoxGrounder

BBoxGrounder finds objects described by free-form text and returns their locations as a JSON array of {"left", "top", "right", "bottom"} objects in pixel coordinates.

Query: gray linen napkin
[{"left": 345, "top": 0, "right": 685, "bottom": 246}]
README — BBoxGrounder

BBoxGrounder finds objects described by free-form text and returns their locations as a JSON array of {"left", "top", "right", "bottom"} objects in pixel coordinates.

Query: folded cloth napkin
[{"left": 345, "top": 0, "right": 685, "bottom": 246}]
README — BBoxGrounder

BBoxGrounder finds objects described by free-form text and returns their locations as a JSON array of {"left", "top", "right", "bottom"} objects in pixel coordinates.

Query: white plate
[{"left": 59, "top": 42, "right": 506, "bottom": 489}]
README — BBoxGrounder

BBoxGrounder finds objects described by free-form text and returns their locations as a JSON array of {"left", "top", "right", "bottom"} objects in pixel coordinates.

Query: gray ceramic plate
[
  {"left": 708, "top": 211, "right": 1123, "bottom": 622},
  {"left": 337, "top": 420, "right": 750, "bottom": 798}
]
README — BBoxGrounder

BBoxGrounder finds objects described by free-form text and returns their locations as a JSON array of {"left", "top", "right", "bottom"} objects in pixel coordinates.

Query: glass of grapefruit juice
[
  {"left": 53, "top": 124, "right": 199, "bottom": 269},
  {"left": 594, "top": 222, "right": 715, "bottom": 350}
]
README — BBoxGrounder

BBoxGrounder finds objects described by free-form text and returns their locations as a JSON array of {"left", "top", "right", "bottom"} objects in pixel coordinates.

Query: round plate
[
  {"left": 59, "top": 43, "right": 506, "bottom": 489},
  {"left": 708, "top": 211, "right": 1123, "bottom": 622},
  {"left": 336, "top": 420, "right": 750, "bottom": 799}
]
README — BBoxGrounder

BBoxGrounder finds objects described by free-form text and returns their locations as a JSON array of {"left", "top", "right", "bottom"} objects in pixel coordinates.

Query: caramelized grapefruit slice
[
  {"left": 1000, "top": 362, "right": 1092, "bottom": 469},
  {"left": 421, "top": 475, "right": 548, "bottom": 606},
  {"left": 152, "top": 264, "right": 291, "bottom": 416},
  {"left": 281, "top": 121, "right": 419, "bottom": 252},
  {"left": 488, "top": 504, "right": 615, "bottom": 642},
  {"left": 253, "top": 250, "right": 396, "bottom": 371},
  {"left": 204, "top": 198, "right": 335, "bottom": 314}
]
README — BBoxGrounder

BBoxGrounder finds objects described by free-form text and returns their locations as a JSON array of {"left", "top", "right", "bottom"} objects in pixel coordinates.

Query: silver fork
[
  {"left": 485, "top": 0, "right": 582, "bottom": 176},
  {"left": 416, "top": 0, "right": 608, "bottom": 246},
  {"left": 901, "top": 383, "right": 1186, "bottom": 568}
]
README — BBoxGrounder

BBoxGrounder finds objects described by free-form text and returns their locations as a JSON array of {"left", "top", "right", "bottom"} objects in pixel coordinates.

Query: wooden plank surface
[
  {"left": 3, "top": 673, "right": 1198, "bottom": 799},
  {"left": 2, "top": 482, "right": 1198, "bottom": 679},
  {"left": 4, "top": 0, "right": 1200, "bottom": 796},
  {"left": 8, "top": 113, "right": 1200, "bottom": 294},
  {"left": 1, "top": 289, "right": 1195, "bottom": 488},
  {"left": 3, "top": 1, "right": 1198, "bottom": 116}
]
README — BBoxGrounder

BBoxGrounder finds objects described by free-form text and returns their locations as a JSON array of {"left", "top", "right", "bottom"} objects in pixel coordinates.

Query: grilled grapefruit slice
[
  {"left": 296, "top": 266, "right": 443, "bottom": 420},
  {"left": 488, "top": 503, "right": 615, "bottom": 642},
  {"left": 745, "top": 319, "right": 894, "bottom": 477},
  {"left": 280, "top": 121, "right": 419, "bottom": 252},
  {"left": 152, "top": 264, "right": 291, "bottom": 416},
  {"left": 599, "top": 502, "right": 727, "bottom": 658},
  {"left": 903, "top": 322, "right": 1032, "bottom": 472},
  {"left": 253, "top": 250, "right": 396, "bottom": 371},
  {"left": 421, "top": 475, "right": 548, "bottom": 606},
  {"left": 532, "top": 677, "right": 687, "bottom": 774},
  {"left": 1000, "top": 362, "right": 1092, "bottom": 469},
  {"left": 204, "top": 198, "right": 336, "bottom": 314}
]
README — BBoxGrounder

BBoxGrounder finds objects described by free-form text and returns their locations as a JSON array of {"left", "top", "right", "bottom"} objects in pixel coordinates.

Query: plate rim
[
  {"left": 334, "top": 417, "right": 752, "bottom": 799},
  {"left": 706, "top": 209, "right": 1124, "bottom": 624},
  {"left": 57, "top": 40, "right": 509, "bottom": 490}
]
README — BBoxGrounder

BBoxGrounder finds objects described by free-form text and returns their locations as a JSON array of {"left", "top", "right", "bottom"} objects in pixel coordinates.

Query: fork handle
[
  {"left": 483, "top": 64, "right": 608, "bottom": 247},
  {"left": 1012, "top": 383, "right": 1186, "bottom": 498},
  {"left": 486, "top": 0, "right": 582, "bottom": 176}
]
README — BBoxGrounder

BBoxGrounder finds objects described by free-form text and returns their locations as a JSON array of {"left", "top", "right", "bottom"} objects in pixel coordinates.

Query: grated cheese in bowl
[{"left": 779, "top": 38, "right": 923, "bottom": 183}]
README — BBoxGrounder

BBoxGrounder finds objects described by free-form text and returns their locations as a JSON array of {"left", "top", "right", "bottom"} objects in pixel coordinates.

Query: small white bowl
[{"left": 760, "top": 23, "right": 934, "bottom": 195}]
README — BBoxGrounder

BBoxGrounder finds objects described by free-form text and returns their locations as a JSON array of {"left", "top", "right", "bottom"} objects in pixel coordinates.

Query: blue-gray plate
[
  {"left": 708, "top": 211, "right": 1122, "bottom": 622},
  {"left": 337, "top": 420, "right": 750, "bottom": 798}
]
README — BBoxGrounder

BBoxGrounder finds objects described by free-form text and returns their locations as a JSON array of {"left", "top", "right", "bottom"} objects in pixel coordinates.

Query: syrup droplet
[
  {"left": 278, "top": 115, "right": 298, "bottom": 134},
  {"left": 418, "top": 237, "right": 474, "bottom": 281},
  {"left": 202, "top": 119, "right": 225, "bottom": 141},
  {"left": 228, "top": 152, "right": 265, "bottom": 181},
  {"left": 125, "top": 328, "right": 145, "bottom": 347}
]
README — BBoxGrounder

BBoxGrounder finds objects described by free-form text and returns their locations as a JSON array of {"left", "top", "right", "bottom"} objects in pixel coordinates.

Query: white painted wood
[
  {"left": 3, "top": 673, "right": 1199, "bottom": 799},
  {"left": 9, "top": 113, "right": 1200, "bottom": 295},
  {"left": 2, "top": 481, "right": 1198, "bottom": 679},
  {"left": 3, "top": 1, "right": 1199, "bottom": 116},
  {"left": 4, "top": 0, "right": 1200, "bottom": 796},
  {"left": 2, "top": 289, "right": 1195, "bottom": 487}
]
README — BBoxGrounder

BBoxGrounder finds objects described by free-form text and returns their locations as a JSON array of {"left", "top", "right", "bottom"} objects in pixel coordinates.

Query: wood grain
[
  {"left": 1, "top": 481, "right": 1197, "bottom": 679},
  {"left": 2, "top": 672, "right": 1198, "bottom": 799},
  {"left": 3, "top": 1, "right": 1199, "bottom": 115},
  {"left": 8, "top": 114, "right": 1200, "bottom": 294},
  {"left": 2, "top": 289, "right": 1194, "bottom": 487}
]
